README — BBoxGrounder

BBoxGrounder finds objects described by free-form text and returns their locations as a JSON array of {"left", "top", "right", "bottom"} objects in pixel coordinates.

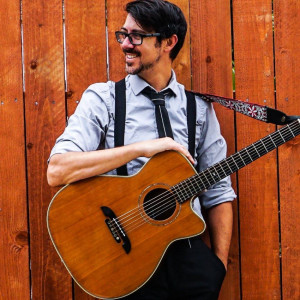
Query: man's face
[{"left": 120, "top": 14, "right": 162, "bottom": 76}]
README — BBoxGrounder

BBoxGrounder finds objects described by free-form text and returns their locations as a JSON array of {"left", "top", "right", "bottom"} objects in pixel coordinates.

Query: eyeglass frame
[{"left": 115, "top": 31, "right": 161, "bottom": 46}]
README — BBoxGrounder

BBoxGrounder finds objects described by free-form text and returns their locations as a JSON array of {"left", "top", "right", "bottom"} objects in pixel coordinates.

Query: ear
[{"left": 163, "top": 34, "right": 178, "bottom": 53}]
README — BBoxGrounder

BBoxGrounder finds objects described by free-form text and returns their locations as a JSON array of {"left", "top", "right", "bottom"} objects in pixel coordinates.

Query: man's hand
[
  {"left": 47, "top": 137, "right": 194, "bottom": 187},
  {"left": 136, "top": 137, "right": 195, "bottom": 165}
]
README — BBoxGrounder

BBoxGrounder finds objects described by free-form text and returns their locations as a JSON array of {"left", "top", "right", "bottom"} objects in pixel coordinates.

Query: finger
[
  {"left": 185, "top": 151, "right": 195, "bottom": 165},
  {"left": 176, "top": 144, "right": 195, "bottom": 165}
]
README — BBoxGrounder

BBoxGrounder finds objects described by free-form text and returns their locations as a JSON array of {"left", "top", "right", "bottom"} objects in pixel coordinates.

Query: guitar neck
[{"left": 174, "top": 119, "right": 300, "bottom": 203}]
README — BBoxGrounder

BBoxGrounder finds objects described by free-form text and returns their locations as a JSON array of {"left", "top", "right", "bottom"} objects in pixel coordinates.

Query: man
[{"left": 47, "top": 0, "right": 236, "bottom": 299}]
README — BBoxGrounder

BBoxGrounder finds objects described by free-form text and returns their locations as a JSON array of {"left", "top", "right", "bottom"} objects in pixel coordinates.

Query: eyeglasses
[{"left": 115, "top": 31, "right": 161, "bottom": 46}]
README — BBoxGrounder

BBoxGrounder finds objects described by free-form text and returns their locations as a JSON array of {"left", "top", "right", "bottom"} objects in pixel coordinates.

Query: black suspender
[
  {"left": 114, "top": 78, "right": 196, "bottom": 176},
  {"left": 185, "top": 90, "right": 196, "bottom": 159},
  {"left": 114, "top": 79, "right": 128, "bottom": 176}
]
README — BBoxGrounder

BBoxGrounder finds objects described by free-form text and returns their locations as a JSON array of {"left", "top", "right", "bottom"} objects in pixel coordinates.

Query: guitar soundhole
[{"left": 143, "top": 188, "right": 176, "bottom": 221}]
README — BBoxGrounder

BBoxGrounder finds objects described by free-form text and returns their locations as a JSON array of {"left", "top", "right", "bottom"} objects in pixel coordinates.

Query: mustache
[{"left": 123, "top": 49, "right": 141, "bottom": 56}]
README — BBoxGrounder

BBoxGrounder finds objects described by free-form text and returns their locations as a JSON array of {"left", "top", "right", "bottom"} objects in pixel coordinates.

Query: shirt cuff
[
  {"left": 199, "top": 185, "right": 237, "bottom": 209},
  {"left": 48, "top": 140, "right": 83, "bottom": 163}
]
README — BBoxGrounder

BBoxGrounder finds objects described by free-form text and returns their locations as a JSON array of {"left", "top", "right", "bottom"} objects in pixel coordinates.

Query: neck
[{"left": 138, "top": 64, "right": 173, "bottom": 92}]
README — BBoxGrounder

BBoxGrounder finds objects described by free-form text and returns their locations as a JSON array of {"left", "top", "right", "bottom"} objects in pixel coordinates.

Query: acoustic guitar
[{"left": 47, "top": 119, "right": 300, "bottom": 299}]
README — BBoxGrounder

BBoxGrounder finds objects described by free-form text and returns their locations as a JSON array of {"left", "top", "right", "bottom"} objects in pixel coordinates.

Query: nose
[{"left": 121, "top": 36, "right": 134, "bottom": 49}]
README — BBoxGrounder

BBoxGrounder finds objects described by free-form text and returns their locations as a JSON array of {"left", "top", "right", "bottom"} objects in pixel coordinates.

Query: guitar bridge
[{"left": 101, "top": 206, "right": 131, "bottom": 254}]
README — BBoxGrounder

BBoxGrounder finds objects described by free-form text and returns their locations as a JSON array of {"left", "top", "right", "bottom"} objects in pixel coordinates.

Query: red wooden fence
[{"left": 1, "top": 0, "right": 299, "bottom": 299}]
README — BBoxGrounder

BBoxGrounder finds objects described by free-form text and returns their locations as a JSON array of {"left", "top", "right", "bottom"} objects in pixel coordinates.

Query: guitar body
[{"left": 47, "top": 150, "right": 206, "bottom": 299}]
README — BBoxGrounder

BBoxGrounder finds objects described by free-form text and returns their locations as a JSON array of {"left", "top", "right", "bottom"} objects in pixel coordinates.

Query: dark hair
[{"left": 125, "top": 0, "right": 187, "bottom": 60}]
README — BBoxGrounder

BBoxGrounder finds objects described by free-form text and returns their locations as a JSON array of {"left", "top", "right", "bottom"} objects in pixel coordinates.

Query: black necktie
[{"left": 142, "top": 87, "right": 174, "bottom": 139}]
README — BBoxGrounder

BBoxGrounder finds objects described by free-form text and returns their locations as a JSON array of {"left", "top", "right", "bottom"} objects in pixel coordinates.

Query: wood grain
[
  {"left": 274, "top": 1, "right": 300, "bottom": 299},
  {"left": 190, "top": 0, "right": 239, "bottom": 298},
  {"left": 64, "top": 1, "right": 107, "bottom": 299},
  {"left": 169, "top": 0, "right": 192, "bottom": 89},
  {"left": 22, "top": 0, "right": 72, "bottom": 299},
  {"left": 0, "top": 1, "right": 30, "bottom": 299},
  {"left": 1, "top": 1, "right": 299, "bottom": 299},
  {"left": 107, "top": 0, "right": 128, "bottom": 82},
  {"left": 233, "top": 0, "right": 281, "bottom": 298},
  {"left": 65, "top": 0, "right": 107, "bottom": 117}
]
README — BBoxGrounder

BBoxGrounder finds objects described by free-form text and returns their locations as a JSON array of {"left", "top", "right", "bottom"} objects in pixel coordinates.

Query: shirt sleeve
[
  {"left": 196, "top": 100, "right": 236, "bottom": 209},
  {"left": 49, "top": 83, "right": 113, "bottom": 160}
]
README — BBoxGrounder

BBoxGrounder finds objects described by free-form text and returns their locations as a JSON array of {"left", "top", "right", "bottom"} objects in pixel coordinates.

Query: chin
[{"left": 125, "top": 64, "right": 143, "bottom": 75}]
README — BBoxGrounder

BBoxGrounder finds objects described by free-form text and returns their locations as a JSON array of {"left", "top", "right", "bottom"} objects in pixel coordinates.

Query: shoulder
[
  {"left": 85, "top": 81, "right": 115, "bottom": 99},
  {"left": 77, "top": 81, "right": 117, "bottom": 113},
  {"left": 85, "top": 77, "right": 130, "bottom": 99},
  {"left": 183, "top": 90, "right": 213, "bottom": 114}
]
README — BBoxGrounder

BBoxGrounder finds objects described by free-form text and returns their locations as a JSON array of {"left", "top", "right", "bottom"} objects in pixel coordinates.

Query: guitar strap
[
  {"left": 191, "top": 92, "right": 300, "bottom": 126},
  {"left": 114, "top": 79, "right": 196, "bottom": 176},
  {"left": 115, "top": 78, "right": 300, "bottom": 176}
]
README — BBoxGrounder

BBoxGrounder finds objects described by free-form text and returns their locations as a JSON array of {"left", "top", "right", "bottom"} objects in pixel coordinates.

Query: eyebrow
[{"left": 120, "top": 27, "right": 146, "bottom": 34}]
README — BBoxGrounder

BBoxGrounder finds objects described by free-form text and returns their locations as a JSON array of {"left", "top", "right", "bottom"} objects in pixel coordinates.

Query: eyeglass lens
[{"left": 116, "top": 32, "right": 142, "bottom": 45}]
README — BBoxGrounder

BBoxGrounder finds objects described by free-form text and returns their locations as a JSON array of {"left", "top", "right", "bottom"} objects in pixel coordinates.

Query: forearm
[
  {"left": 206, "top": 201, "right": 233, "bottom": 269},
  {"left": 47, "top": 137, "right": 194, "bottom": 187},
  {"left": 47, "top": 143, "right": 142, "bottom": 186}
]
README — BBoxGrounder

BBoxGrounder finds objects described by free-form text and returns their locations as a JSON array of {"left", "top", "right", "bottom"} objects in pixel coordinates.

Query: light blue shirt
[{"left": 50, "top": 71, "right": 236, "bottom": 214}]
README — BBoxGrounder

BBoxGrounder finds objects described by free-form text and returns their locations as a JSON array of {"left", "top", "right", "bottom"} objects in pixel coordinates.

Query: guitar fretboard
[{"left": 173, "top": 119, "right": 300, "bottom": 203}]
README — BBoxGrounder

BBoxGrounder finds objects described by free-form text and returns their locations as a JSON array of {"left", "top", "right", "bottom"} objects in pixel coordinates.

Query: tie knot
[{"left": 142, "top": 86, "right": 172, "bottom": 106}]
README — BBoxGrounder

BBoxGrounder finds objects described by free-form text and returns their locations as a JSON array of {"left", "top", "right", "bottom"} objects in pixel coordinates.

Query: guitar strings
[
  {"left": 110, "top": 122, "right": 299, "bottom": 235},
  {"left": 121, "top": 125, "right": 297, "bottom": 233},
  {"left": 115, "top": 122, "right": 299, "bottom": 234},
  {"left": 111, "top": 122, "right": 299, "bottom": 233}
]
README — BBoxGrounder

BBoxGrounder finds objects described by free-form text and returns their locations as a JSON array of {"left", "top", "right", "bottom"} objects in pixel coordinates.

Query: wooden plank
[
  {"left": 189, "top": 1, "right": 239, "bottom": 299},
  {"left": 107, "top": 0, "right": 128, "bottom": 82},
  {"left": 22, "top": 0, "right": 72, "bottom": 299},
  {"left": 167, "top": 0, "right": 191, "bottom": 89},
  {"left": 65, "top": 0, "right": 107, "bottom": 117},
  {"left": 107, "top": 0, "right": 191, "bottom": 88},
  {"left": 64, "top": 1, "right": 107, "bottom": 299},
  {"left": 273, "top": 1, "right": 300, "bottom": 299},
  {"left": 232, "top": 0, "right": 281, "bottom": 298},
  {"left": 0, "top": 1, "right": 30, "bottom": 299}
]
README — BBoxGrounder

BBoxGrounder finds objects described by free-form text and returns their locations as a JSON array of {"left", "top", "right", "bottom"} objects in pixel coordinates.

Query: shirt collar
[{"left": 128, "top": 70, "right": 179, "bottom": 97}]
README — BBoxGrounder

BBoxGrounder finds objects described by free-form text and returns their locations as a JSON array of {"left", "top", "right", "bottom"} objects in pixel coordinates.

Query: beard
[
  {"left": 123, "top": 45, "right": 161, "bottom": 75},
  {"left": 125, "top": 60, "right": 154, "bottom": 75}
]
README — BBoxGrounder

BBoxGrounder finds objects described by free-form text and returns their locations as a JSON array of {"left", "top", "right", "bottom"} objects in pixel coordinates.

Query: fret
[
  {"left": 218, "top": 162, "right": 228, "bottom": 178},
  {"left": 187, "top": 177, "right": 198, "bottom": 195},
  {"left": 172, "top": 187, "right": 184, "bottom": 203},
  {"left": 224, "top": 160, "right": 234, "bottom": 174},
  {"left": 174, "top": 120, "right": 300, "bottom": 204},
  {"left": 196, "top": 175, "right": 206, "bottom": 190},
  {"left": 258, "top": 139, "right": 268, "bottom": 154},
  {"left": 248, "top": 144, "right": 260, "bottom": 160},
  {"left": 192, "top": 176, "right": 202, "bottom": 192},
  {"left": 238, "top": 152, "right": 247, "bottom": 165},
  {"left": 287, "top": 125, "right": 295, "bottom": 137},
  {"left": 175, "top": 182, "right": 187, "bottom": 201},
  {"left": 201, "top": 171, "right": 211, "bottom": 187},
  {"left": 204, "top": 170, "right": 215, "bottom": 186},
  {"left": 273, "top": 132, "right": 284, "bottom": 146},
  {"left": 212, "top": 166, "right": 222, "bottom": 180},
  {"left": 206, "top": 169, "right": 219, "bottom": 185},
  {"left": 181, "top": 179, "right": 194, "bottom": 198},
  {"left": 244, "top": 148, "right": 253, "bottom": 162},
  {"left": 229, "top": 155, "right": 239, "bottom": 170},
  {"left": 264, "top": 136, "right": 276, "bottom": 152},
  {"left": 278, "top": 130, "right": 286, "bottom": 143},
  {"left": 269, "top": 135, "right": 277, "bottom": 147}
]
